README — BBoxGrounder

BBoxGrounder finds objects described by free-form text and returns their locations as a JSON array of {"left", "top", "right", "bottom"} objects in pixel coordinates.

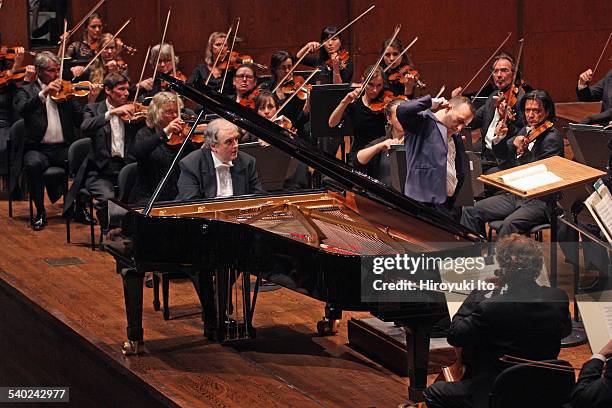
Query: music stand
[
  {"left": 310, "top": 83, "right": 352, "bottom": 157},
  {"left": 566, "top": 124, "right": 612, "bottom": 171},
  {"left": 239, "top": 142, "right": 294, "bottom": 191}
]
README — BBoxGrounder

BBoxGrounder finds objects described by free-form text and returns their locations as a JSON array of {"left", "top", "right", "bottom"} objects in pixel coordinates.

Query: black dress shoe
[
  {"left": 73, "top": 207, "right": 97, "bottom": 225},
  {"left": 32, "top": 212, "right": 47, "bottom": 231}
]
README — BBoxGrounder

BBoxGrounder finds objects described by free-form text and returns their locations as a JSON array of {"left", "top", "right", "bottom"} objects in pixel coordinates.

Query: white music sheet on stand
[
  {"left": 500, "top": 164, "right": 562, "bottom": 191},
  {"left": 575, "top": 290, "right": 612, "bottom": 354}
]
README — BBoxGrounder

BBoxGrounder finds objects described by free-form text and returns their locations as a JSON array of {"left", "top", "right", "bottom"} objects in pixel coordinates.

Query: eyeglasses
[{"left": 236, "top": 74, "right": 255, "bottom": 81}]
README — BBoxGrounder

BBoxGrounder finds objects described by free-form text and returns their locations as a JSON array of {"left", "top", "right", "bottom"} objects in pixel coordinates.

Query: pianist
[{"left": 177, "top": 118, "right": 264, "bottom": 200}]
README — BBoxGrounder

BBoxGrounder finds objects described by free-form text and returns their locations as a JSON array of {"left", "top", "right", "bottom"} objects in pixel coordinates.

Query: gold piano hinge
[
  {"left": 158, "top": 209, "right": 167, "bottom": 216},
  {"left": 197, "top": 206, "right": 207, "bottom": 213}
]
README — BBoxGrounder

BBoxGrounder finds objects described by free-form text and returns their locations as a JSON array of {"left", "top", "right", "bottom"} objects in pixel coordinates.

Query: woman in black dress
[
  {"left": 296, "top": 26, "right": 353, "bottom": 84},
  {"left": 187, "top": 31, "right": 233, "bottom": 94}
]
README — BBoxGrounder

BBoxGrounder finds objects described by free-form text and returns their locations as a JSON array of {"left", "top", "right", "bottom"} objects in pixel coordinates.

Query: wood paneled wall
[{"left": 1, "top": 0, "right": 610, "bottom": 102}]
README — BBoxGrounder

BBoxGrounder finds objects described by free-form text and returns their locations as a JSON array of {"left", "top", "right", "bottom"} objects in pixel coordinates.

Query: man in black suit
[
  {"left": 461, "top": 90, "right": 563, "bottom": 238},
  {"left": 424, "top": 234, "right": 572, "bottom": 408},
  {"left": 13, "top": 51, "right": 83, "bottom": 230},
  {"left": 81, "top": 72, "right": 142, "bottom": 236},
  {"left": 398, "top": 95, "right": 473, "bottom": 217},
  {"left": 570, "top": 339, "right": 612, "bottom": 408},
  {"left": 453, "top": 53, "right": 526, "bottom": 176},
  {"left": 577, "top": 68, "right": 611, "bottom": 114},
  {"left": 177, "top": 118, "right": 263, "bottom": 200}
]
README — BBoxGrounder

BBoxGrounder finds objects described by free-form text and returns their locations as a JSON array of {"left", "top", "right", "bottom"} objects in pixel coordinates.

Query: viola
[
  {"left": 387, "top": 64, "right": 426, "bottom": 88},
  {"left": 516, "top": 120, "right": 554, "bottom": 156},
  {"left": 280, "top": 75, "right": 312, "bottom": 100},
  {"left": 238, "top": 87, "right": 260, "bottom": 110},
  {"left": 218, "top": 51, "right": 267, "bottom": 71},
  {"left": 325, "top": 49, "right": 349, "bottom": 70},
  {"left": 369, "top": 89, "right": 408, "bottom": 112},
  {"left": 167, "top": 122, "right": 207, "bottom": 146},
  {"left": 0, "top": 68, "right": 27, "bottom": 87},
  {"left": 50, "top": 80, "right": 102, "bottom": 102}
]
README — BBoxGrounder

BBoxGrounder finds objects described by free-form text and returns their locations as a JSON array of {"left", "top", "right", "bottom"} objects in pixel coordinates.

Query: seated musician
[
  {"left": 380, "top": 38, "right": 418, "bottom": 98},
  {"left": 81, "top": 72, "right": 142, "bottom": 238},
  {"left": 423, "top": 234, "right": 571, "bottom": 408},
  {"left": 297, "top": 26, "right": 353, "bottom": 84},
  {"left": 354, "top": 98, "right": 404, "bottom": 186},
  {"left": 187, "top": 31, "right": 233, "bottom": 94},
  {"left": 128, "top": 91, "right": 196, "bottom": 205},
  {"left": 570, "top": 339, "right": 612, "bottom": 408},
  {"left": 397, "top": 95, "right": 473, "bottom": 218},
  {"left": 136, "top": 43, "right": 181, "bottom": 103},
  {"left": 461, "top": 90, "right": 563, "bottom": 238},
  {"left": 262, "top": 50, "right": 307, "bottom": 126},
  {"left": 452, "top": 52, "right": 525, "bottom": 176},
  {"left": 177, "top": 118, "right": 263, "bottom": 200},
  {"left": 66, "top": 12, "right": 103, "bottom": 78},
  {"left": 576, "top": 67, "right": 611, "bottom": 124},
  {"left": 13, "top": 51, "right": 83, "bottom": 231},
  {"left": 231, "top": 64, "right": 259, "bottom": 109}
]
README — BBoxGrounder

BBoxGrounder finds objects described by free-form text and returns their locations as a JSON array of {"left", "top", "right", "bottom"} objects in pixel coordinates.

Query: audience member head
[{"left": 495, "top": 234, "right": 543, "bottom": 286}]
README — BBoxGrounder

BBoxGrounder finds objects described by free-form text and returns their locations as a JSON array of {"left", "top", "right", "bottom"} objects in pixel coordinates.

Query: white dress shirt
[
  {"left": 104, "top": 99, "right": 125, "bottom": 158},
  {"left": 211, "top": 151, "right": 234, "bottom": 197},
  {"left": 37, "top": 79, "right": 64, "bottom": 144}
]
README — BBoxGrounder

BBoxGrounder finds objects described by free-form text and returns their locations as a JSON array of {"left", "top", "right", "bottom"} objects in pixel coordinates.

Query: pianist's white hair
[{"left": 204, "top": 118, "right": 239, "bottom": 149}]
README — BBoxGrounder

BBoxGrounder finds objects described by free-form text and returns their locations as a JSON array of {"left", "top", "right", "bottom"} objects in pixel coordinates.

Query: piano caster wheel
[
  {"left": 122, "top": 340, "right": 145, "bottom": 356},
  {"left": 316, "top": 318, "right": 339, "bottom": 336}
]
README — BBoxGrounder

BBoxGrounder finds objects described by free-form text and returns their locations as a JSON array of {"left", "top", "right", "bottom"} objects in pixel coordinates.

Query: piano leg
[
  {"left": 189, "top": 268, "right": 218, "bottom": 341},
  {"left": 316, "top": 303, "right": 341, "bottom": 335},
  {"left": 119, "top": 265, "right": 145, "bottom": 355},
  {"left": 401, "top": 321, "right": 433, "bottom": 403}
]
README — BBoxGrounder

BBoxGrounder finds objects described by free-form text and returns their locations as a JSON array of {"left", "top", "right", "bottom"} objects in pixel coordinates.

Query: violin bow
[
  {"left": 356, "top": 24, "right": 401, "bottom": 100},
  {"left": 132, "top": 45, "right": 151, "bottom": 105},
  {"left": 58, "top": 19, "right": 68, "bottom": 84},
  {"left": 151, "top": 8, "right": 172, "bottom": 84},
  {"left": 499, "top": 355, "right": 580, "bottom": 373},
  {"left": 169, "top": 44, "right": 182, "bottom": 108},
  {"left": 220, "top": 17, "right": 241, "bottom": 94},
  {"left": 435, "top": 85, "right": 446, "bottom": 99},
  {"left": 273, "top": 4, "right": 376, "bottom": 93},
  {"left": 500, "top": 37, "right": 524, "bottom": 125},
  {"left": 206, "top": 24, "right": 232, "bottom": 86},
  {"left": 60, "top": 0, "right": 106, "bottom": 44},
  {"left": 78, "top": 19, "right": 131, "bottom": 76},
  {"left": 460, "top": 32, "right": 512, "bottom": 94},
  {"left": 382, "top": 36, "right": 419, "bottom": 73},
  {"left": 592, "top": 31, "right": 612, "bottom": 79},
  {"left": 272, "top": 68, "right": 320, "bottom": 120}
]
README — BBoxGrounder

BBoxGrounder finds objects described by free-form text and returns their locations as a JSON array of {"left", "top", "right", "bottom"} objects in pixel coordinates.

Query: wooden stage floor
[{"left": 0, "top": 199, "right": 594, "bottom": 407}]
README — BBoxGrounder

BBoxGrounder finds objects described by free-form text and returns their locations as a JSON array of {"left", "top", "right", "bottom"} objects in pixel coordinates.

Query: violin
[
  {"left": 218, "top": 51, "right": 267, "bottom": 71},
  {"left": 160, "top": 71, "right": 187, "bottom": 90},
  {"left": 238, "top": 87, "right": 260, "bottom": 110},
  {"left": 50, "top": 80, "right": 102, "bottom": 102},
  {"left": 115, "top": 37, "right": 137, "bottom": 56},
  {"left": 272, "top": 115, "right": 297, "bottom": 134},
  {"left": 280, "top": 75, "right": 312, "bottom": 100},
  {"left": 369, "top": 90, "right": 408, "bottom": 112},
  {"left": 387, "top": 64, "right": 426, "bottom": 88},
  {"left": 516, "top": 120, "right": 554, "bottom": 157},
  {"left": 0, "top": 68, "right": 27, "bottom": 87},
  {"left": 166, "top": 122, "right": 207, "bottom": 146},
  {"left": 115, "top": 102, "right": 148, "bottom": 122},
  {"left": 0, "top": 46, "right": 22, "bottom": 60},
  {"left": 325, "top": 49, "right": 349, "bottom": 70}
]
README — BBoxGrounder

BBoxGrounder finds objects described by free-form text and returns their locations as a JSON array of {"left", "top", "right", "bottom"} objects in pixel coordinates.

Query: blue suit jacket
[{"left": 399, "top": 95, "right": 463, "bottom": 204}]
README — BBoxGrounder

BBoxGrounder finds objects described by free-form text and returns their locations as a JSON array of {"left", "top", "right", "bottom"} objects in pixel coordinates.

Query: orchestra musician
[
  {"left": 13, "top": 51, "right": 83, "bottom": 231},
  {"left": 380, "top": 38, "right": 417, "bottom": 98},
  {"left": 397, "top": 95, "right": 472, "bottom": 217},
  {"left": 262, "top": 50, "right": 307, "bottom": 125},
  {"left": 128, "top": 91, "right": 196, "bottom": 205},
  {"left": 452, "top": 52, "right": 526, "bottom": 176},
  {"left": 423, "top": 234, "right": 571, "bottom": 408},
  {"left": 328, "top": 65, "right": 387, "bottom": 154},
  {"left": 297, "top": 26, "right": 353, "bottom": 84},
  {"left": 230, "top": 63, "right": 259, "bottom": 108},
  {"left": 177, "top": 118, "right": 263, "bottom": 200},
  {"left": 81, "top": 72, "right": 142, "bottom": 239},
  {"left": 461, "top": 90, "right": 563, "bottom": 238},
  {"left": 570, "top": 339, "right": 612, "bottom": 408},
  {"left": 187, "top": 31, "right": 233, "bottom": 94},
  {"left": 66, "top": 12, "right": 103, "bottom": 78},
  {"left": 136, "top": 43, "right": 181, "bottom": 103},
  {"left": 576, "top": 67, "right": 611, "bottom": 123}
]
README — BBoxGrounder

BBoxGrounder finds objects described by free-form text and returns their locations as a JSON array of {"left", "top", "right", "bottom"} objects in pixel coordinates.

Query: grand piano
[{"left": 109, "top": 74, "right": 483, "bottom": 402}]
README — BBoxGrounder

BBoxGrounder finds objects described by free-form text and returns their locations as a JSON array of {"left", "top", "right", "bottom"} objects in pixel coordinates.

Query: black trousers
[
  {"left": 85, "top": 158, "right": 124, "bottom": 233},
  {"left": 23, "top": 143, "right": 68, "bottom": 214},
  {"left": 461, "top": 193, "right": 549, "bottom": 238},
  {"left": 423, "top": 379, "right": 474, "bottom": 408}
]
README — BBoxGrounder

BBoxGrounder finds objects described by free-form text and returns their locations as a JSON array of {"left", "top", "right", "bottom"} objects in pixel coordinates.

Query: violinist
[
  {"left": 461, "top": 90, "right": 563, "bottom": 239},
  {"left": 187, "top": 31, "right": 233, "bottom": 94},
  {"left": 80, "top": 33, "right": 129, "bottom": 103},
  {"left": 262, "top": 50, "right": 306, "bottom": 125},
  {"left": 380, "top": 38, "right": 418, "bottom": 98},
  {"left": 80, "top": 72, "right": 143, "bottom": 240},
  {"left": 137, "top": 43, "right": 184, "bottom": 102},
  {"left": 66, "top": 12, "right": 103, "bottom": 78},
  {"left": 128, "top": 91, "right": 196, "bottom": 205},
  {"left": 328, "top": 65, "right": 386, "bottom": 154},
  {"left": 13, "top": 51, "right": 83, "bottom": 231},
  {"left": 423, "top": 234, "right": 571, "bottom": 408},
  {"left": 297, "top": 26, "right": 353, "bottom": 84},
  {"left": 576, "top": 67, "right": 611, "bottom": 117},
  {"left": 453, "top": 52, "right": 526, "bottom": 176},
  {"left": 231, "top": 64, "right": 259, "bottom": 109}
]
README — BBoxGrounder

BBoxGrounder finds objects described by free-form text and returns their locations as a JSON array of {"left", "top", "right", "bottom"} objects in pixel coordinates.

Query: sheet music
[
  {"left": 583, "top": 179, "right": 612, "bottom": 243},
  {"left": 500, "top": 164, "right": 562, "bottom": 191},
  {"left": 576, "top": 291, "right": 612, "bottom": 354},
  {"left": 604, "top": 304, "right": 612, "bottom": 339}
]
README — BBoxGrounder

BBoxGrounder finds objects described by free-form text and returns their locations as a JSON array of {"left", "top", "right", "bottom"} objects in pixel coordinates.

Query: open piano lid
[{"left": 158, "top": 73, "right": 482, "bottom": 242}]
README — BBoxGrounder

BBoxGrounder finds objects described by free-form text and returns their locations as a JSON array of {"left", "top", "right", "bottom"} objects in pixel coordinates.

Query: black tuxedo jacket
[
  {"left": 13, "top": 81, "right": 83, "bottom": 146},
  {"left": 492, "top": 124, "right": 564, "bottom": 168},
  {"left": 570, "top": 357, "right": 612, "bottom": 408},
  {"left": 576, "top": 69, "right": 612, "bottom": 112},
  {"left": 177, "top": 148, "right": 263, "bottom": 200},
  {"left": 81, "top": 100, "right": 140, "bottom": 171}
]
